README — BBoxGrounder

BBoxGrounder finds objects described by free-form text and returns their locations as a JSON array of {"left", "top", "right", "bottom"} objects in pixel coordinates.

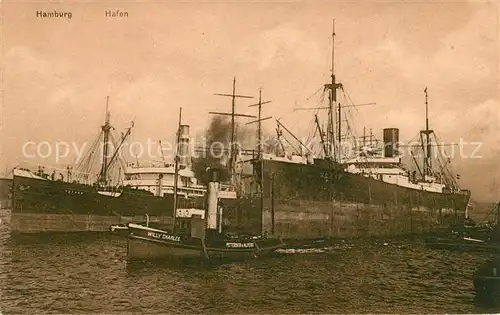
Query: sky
[{"left": 0, "top": 0, "right": 499, "bottom": 202}]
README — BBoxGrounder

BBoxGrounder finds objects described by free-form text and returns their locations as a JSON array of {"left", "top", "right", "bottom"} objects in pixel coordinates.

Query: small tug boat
[
  {"left": 424, "top": 234, "right": 500, "bottom": 253},
  {"left": 425, "top": 202, "right": 500, "bottom": 253},
  {"left": 110, "top": 224, "right": 129, "bottom": 232},
  {"left": 474, "top": 258, "right": 500, "bottom": 306},
  {"left": 126, "top": 168, "right": 285, "bottom": 262}
]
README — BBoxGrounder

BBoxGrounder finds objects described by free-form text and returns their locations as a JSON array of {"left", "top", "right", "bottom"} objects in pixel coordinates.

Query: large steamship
[
  {"left": 11, "top": 102, "right": 237, "bottom": 233},
  {"left": 237, "top": 24, "right": 472, "bottom": 240}
]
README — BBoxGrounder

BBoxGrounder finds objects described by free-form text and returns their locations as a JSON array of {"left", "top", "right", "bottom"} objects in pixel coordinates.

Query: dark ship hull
[
  {"left": 240, "top": 159, "right": 471, "bottom": 239},
  {"left": 11, "top": 174, "right": 201, "bottom": 233},
  {"left": 10, "top": 174, "right": 256, "bottom": 234},
  {"left": 0, "top": 178, "right": 12, "bottom": 209},
  {"left": 11, "top": 158, "right": 471, "bottom": 238}
]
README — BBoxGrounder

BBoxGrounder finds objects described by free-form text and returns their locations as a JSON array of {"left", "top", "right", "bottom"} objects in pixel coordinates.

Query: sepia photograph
[{"left": 0, "top": 0, "right": 499, "bottom": 313}]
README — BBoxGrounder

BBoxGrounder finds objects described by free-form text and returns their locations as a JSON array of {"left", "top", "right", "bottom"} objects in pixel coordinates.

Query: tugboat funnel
[
  {"left": 206, "top": 168, "right": 220, "bottom": 230},
  {"left": 178, "top": 124, "right": 191, "bottom": 168}
]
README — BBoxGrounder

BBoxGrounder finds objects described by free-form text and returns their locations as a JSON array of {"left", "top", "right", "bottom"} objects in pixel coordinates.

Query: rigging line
[
  {"left": 343, "top": 87, "right": 361, "bottom": 113},
  {"left": 109, "top": 138, "right": 123, "bottom": 173},
  {"left": 292, "top": 85, "right": 325, "bottom": 114},
  {"left": 342, "top": 90, "right": 369, "bottom": 144},
  {"left": 109, "top": 132, "right": 119, "bottom": 149},
  {"left": 77, "top": 153, "right": 92, "bottom": 182},
  {"left": 281, "top": 135, "right": 301, "bottom": 156},
  {"left": 85, "top": 130, "right": 105, "bottom": 158},
  {"left": 433, "top": 133, "right": 459, "bottom": 183},
  {"left": 287, "top": 87, "right": 328, "bottom": 149},
  {"left": 117, "top": 154, "right": 128, "bottom": 172},
  {"left": 344, "top": 112, "right": 357, "bottom": 149},
  {"left": 305, "top": 114, "right": 319, "bottom": 145},
  {"left": 316, "top": 91, "right": 326, "bottom": 117},
  {"left": 75, "top": 131, "right": 102, "bottom": 172},
  {"left": 77, "top": 133, "right": 101, "bottom": 177},
  {"left": 77, "top": 135, "right": 99, "bottom": 165},
  {"left": 108, "top": 133, "right": 123, "bottom": 171},
  {"left": 105, "top": 126, "right": 133, "bottom": 173},
  {"left": 75, "top": 131, "right": 103, "bottom": 173},
  {"left": 86, "top": 139, "right": 102, "bottom": 182},
  {"left": 293, "top": 88, "right": 327, "bottom": 142},
  {"left": 344, "top": 105, "right": 360, "bottom": 141},
  {"left": 113, "top": 137, "right": 130, "bottom": 171},
  {"left": 478, "top": 203, "right": 500, "bottom": 225},
  {"left": 341, "top": 88, "right": 365, "bottom": 139},
  {"left": 86, "top": 142, "right": 100, "bottom": 175},
  {"left": 305, "top": 86, "right": 325, "bottom": 102},
  {"left": 306, "top": 94, "right": 325, "bottom": 143},
  {"left": 76, "top": 140, "right": 96, "bottom": 173},
  {"left": 309, "top": 91, "right": 328, "bottom": 141},
  {"left": 407, "top": 132, "right": 421, "bottom": 146},
  {"left": 75, "top": 155, "right": 91, "bottom": 180},
  {"left": 110, "top": 163, "right": 124, "bottom": 185}
]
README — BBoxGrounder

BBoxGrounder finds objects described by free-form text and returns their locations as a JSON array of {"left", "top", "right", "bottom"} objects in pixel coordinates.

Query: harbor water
[{"left": 0, "top": 213, "right": 499, "bottom": 314}]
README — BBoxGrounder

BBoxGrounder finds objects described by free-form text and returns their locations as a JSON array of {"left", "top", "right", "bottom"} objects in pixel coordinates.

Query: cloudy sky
[{"left": 1, "top": 0, "right": 499, "bottom": 201}]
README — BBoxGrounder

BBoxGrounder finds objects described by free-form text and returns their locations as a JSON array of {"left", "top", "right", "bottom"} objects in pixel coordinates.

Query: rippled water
[{"left": 1, "top": 221, "right": 499, "bottom": 313}]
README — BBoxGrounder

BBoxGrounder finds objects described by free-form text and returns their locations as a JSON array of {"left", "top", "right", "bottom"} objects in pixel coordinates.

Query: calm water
[{"left": 0, "top": 220, "right": 499, "bottom": 313}]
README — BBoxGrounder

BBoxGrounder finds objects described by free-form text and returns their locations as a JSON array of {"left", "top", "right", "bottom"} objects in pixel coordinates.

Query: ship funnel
[
  {"left": 177, "top": 124, "right": 191, "bottom": 168},
  {"left": 383, "top": 128, "right": 400, "bottom": 158},
  {"left": 206, "top": 168, "right": 220, "bottom": 231}
]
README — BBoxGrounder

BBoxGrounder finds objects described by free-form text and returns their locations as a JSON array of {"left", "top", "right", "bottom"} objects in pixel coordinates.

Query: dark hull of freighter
[
  {"left": 10, "top": 175, "right": 207, "bottom": 233},
  {"left": 241, "top": 159, "right": 471, "bottom": 239},
  {"left": 10, "top": 174, "right": 254, "bottom": 234},
  {"left": 0, "top": 178, "right": 12, "bottom": 209}
]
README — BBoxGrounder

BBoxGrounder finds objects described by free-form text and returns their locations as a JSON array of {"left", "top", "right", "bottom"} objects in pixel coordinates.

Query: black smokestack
[
  {"left": 192, "top": 115, "right": 262, "bottom": 185},
  {"left": 206, "top": 115, "right": 232, "bottom": 146},
  {"left": 192, "top": 116, "right": 231, "bottom": 185},
  {"left": 192, "top": 115, "right": 279, "bottom": 184}
]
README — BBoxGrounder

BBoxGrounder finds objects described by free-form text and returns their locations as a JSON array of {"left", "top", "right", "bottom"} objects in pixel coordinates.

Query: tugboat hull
[
  {"left": 127, "top": 223, "right": 285, "bottom": 262},
  {"left": 128, "top": 236, "right": 205, "bottom": 260}
]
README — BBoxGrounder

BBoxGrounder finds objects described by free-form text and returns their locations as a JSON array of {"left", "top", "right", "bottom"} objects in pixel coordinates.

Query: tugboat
[
  {"left": 474, "top": 257, "right": 500, "bottom": 306},
  {"left": 126, "top": 108, "right": 285, "bottom": 262},
  {"left": 126, "top": 167, "right": 285, "bottom": 262},
  {"left": 425, "top": 202, "right": 500, "bottom": 253}
]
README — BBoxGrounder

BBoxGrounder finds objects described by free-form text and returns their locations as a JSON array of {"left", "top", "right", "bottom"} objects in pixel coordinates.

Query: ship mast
[
  {"left": 247, "top": 88, "right": 272, "bottom": 200},
  {"left": 211, "top": 78, "right": 255, "bottom": 187},
  {"left": 173, "top": 107, "right": 182, "bottom": 230},
  {"left": 338, "top": 99, "right": 342, "bottom": 163},
  {"left": 425, "top": 88, "right": 431, "bottom": 175},
  {"left": 98, "top": 96, "right": 112, "bottom": 186},
  {"left": 247, "top": 88, "right": 272, "bottom": 159},
  {"left": 324, "top": 20, "right": 343, "bottom": 162},
  {"left": 420, "top": 87, "right": 433, "bottom": 177},
  {"left": 329, "top": 21, "right": 336, "bottom": 161}
]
